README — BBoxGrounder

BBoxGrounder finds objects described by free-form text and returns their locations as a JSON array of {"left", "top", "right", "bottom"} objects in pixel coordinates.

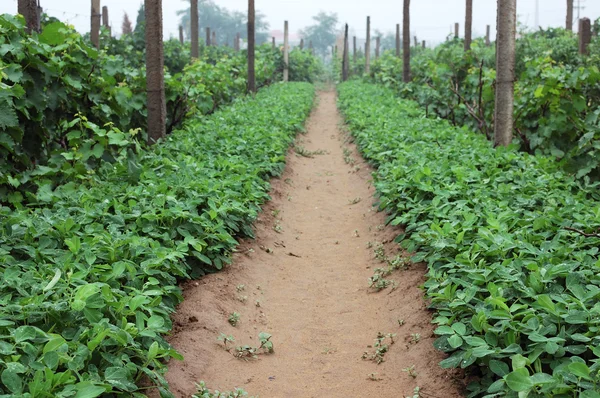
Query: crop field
[{"left": 2, "top": 1, "right": 600, "bottom": 397}]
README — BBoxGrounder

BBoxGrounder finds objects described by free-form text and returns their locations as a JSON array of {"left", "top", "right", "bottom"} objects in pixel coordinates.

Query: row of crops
[
  {"left": 361, "top": 26, "right": 600, "bottom": 182},
  {"left": 0, "top": 13, "right": 319, "bottom": 397},
  {"left": 339, "top": 81, "right": 600, "bottom": 397}
]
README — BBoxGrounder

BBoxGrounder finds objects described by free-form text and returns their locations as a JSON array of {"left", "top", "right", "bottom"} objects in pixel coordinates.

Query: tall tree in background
[
  {"left": 494, "top": 0, "right": 516, "bottom": 147},
  {"left": 122, "top": 12, "right": 133, "bottom": 34},
  {"left": 191, "top": 0, "right": 199, "bottom": 58},
  {"left": 465, "top": 0, "right": 472, "bottom": 51},
  {"left": 299, "top": 12, "right": 339, "bottom": 59},
  {"left": 178, "top": 0, "right": 269, "bottom": 45},
  {"left": 145, "top": 0, "right": 166, "bottom": 143},
  {"left": 566, "top": 0, "right": 574, "bottom": 31},
  {"left": 402, "top": 0, "right": 410, "bottom": 82}
]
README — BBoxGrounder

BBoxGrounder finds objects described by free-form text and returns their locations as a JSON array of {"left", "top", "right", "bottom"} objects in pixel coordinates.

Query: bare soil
[{"left": 161, "top": 90, "right": 464, "bottom": 397}]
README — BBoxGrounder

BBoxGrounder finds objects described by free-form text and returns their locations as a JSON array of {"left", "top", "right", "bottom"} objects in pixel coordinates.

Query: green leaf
[
  {"left": 448, "top": 334, "right": 463, "bottom": 348},
  {"left": 1, "top": 369, "right": 23, "bottom": 394},
  {"left": 74, "top": 381, "right": 107, "bottom": 398},
  {"left": 568, "top": 362, "right": 591, "bottom": 380},
  {"left": 451, "top": 322, "right": 467, "bottom": 335},
  {"left": 104, "top": 367, "right": 137, "bottom": 392},
  {"left": 39, "top": 21, "right": 68, "bottom": 45},
  {"left": 0, "top": 99, "right": 18, "bottom": 128},
  {"left": 490, "top": 360, "right": 510, "bottom": 377},
  {"left": 43, "top": 269, "right": 62, "bottom": 292},
  {"left": 505, "top": 368, "right": 533, "bottom": 392}
]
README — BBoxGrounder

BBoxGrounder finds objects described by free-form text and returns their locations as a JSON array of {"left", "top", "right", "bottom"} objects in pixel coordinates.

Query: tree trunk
[
  {"left": 247, "top": 0, "right": 256, "bottom": 93},
  {"left": 494, "top": 0, "right": 516, "bottom": 147},
  {"left": 455, "top": 22, "right": 459, "bottom": 38},
  {"left": 90, "top": 0, "right": 101, "bottom": 48},
  {"left": 579, "top": 18, "right": 591, "bottom": 55},
  {"left": 403, "top": 0, "right": 411, "bottom": 82},
  {"left": 486, "top": 24, "right": 491, "bottom": 46},
  {"left": 375, "top": 36, "right": 380, "bottom": 59},
  {"left": 566, "top": 0, "right": 574, "bottom": 31},
  {"left": 365, "top": 16, "right": 371, "bottom": 74},
  {"left": 145, "top": 0, "right": 166, "bottom": 144},
  {"left": 396, "top": 23, "right": 401, "bottom": 57},
  {"left": 342, "top": 24, "right": 349, "bottom": 81},
  {"left": 18, "top": 0, "right": 40, "bottom": 33},
  {"left": 190, "top": 0, "right": 199, "bottom": 57},
  {"left": 283, "top": 20, "right": 289, "bottom": 82},
  {"left": 179, "top": 25, "right": 184, "bottom": 44},
  {"left": 465, "top": 0, "right": 472, "bottom": 51}
]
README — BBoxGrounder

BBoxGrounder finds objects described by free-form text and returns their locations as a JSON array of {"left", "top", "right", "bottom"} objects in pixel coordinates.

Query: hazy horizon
[{"left": 1, "top": 0, "right": 599, "bottom": 47}]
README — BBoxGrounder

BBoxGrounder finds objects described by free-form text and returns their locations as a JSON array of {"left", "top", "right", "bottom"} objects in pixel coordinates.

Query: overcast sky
[{"left": 2, "top": 0, "right": 599, "bottom": 46}]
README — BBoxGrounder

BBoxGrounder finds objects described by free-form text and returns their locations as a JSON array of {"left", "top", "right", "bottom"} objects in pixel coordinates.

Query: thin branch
[{"left": 565, "top": 227, "right": 600, "bottom": 239}]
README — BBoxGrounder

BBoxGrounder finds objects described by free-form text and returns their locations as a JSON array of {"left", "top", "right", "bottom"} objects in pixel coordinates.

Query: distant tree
[
  {"left": 177, "top": 0, "right": 269, "bottom": 45},
  {"left": 134, "top": 4, "right": 145, "bottom": 35},
  {"left": 299, "top": 12, "right": 339, "bottom": 59},
  {"left": 122, "top": 12, "right": 133, "bottom": 35}
]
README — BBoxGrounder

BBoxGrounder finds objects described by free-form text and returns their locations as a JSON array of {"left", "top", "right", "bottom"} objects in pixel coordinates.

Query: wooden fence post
[
  {"left": 191, "top": 0, "right": 199, "bottom": 57},
  {"left": 179, "top": 25, "right": 184, "bottom": 44},
  {"left": 272, "top": 37, "right": 276, "bottom": 50},
  {"left": 206, "top": 27, "right": 211, "bottom": 46},
  {"left": 235, "top": 32, "right": 240, "bottom": 51},
  {"left": 300, "top": 38, "right": 304, "bottom": 50},
  {"left": 309, "top": 40, "right": 313, "bottom": 55},
  {"left": 465, "top": 0, "right": 472, "bottom": 50},
  {"left": 579, "top": 18, "right": 591, "bottom": 55},
  {"left": 212, "top": 30, "right": 217, "bottom": 46},
  {"left": 375, "top": 36, "right": 380, "bottom": 58},
  {"left": 566, "top": 0, "right": 574, "bottom": 31},
  {"left": 365, "top": 16, "right": 371, "bottom": 74},
  {"left": 18, "top": 0, "right": 40, "bottom": 33},
  {"left": 145, "top": 0, "right": 166, "bottom": 144},
  {"left": 413, "top": 35, "right": 417, "bottom": 47},
  {"left": 90, "top": 0, "right": 101, "bottom": 48},
  {"left": 283, "top": 21, "right": 289, "bottom": 82},
  {"left": 342, "top": 23, "right": 349, "bottom": 81},
  {"left": 486, "top": 24, "right": 491, "bottom": 46},
  {"left": 454, "top": 22, "right": 459, "bottom": 38},
  {"left": 396, "top": 23, "right": 401, "bottom": 57},
  {"left": 403, "top": 0, "right": 410, "bottom": 82},
  {"left": 248, "top": 0, "right": 256, "bottom": 93},
  {"left": 422, "top": 40, "right": 426, "bottom": 48},
  {"left": 494, "top": 0, "right": 517, "bottom": 147}
]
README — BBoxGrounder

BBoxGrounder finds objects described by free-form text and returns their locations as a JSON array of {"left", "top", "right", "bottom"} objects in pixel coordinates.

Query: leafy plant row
[
  {"left": 0, "top": 82, "right": 315, "bottom": 397},
  {"left": 0, "top": 14, "right": 323, "bottom": 206},
  {"left": 338, "top": 81, "right": 600, "bottom": 398},
  {"left": 368, "top": 25, "right": 600, "bottom": 180}
]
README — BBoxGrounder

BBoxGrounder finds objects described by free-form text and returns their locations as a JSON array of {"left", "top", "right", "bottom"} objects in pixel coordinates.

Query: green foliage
[
  {"left": 368, "top": 29, "right": 600, "bottom": 180},
  {"left": 0, "top": 83, "right": 315, "bottom": 396},
  {"left": 339, "top": 81, "right": 600, "bottom": 397},
  {"left": 193, "top": 381, "right": 252, "bottom": 398},
  {"left": 287, "top": 49, "right": 325, "bottom": 83}
]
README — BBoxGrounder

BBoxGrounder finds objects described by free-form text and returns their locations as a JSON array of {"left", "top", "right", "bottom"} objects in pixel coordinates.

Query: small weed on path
[
  {"left": 294, "top": 145, "right": 328, "bottom": 158},
  {"left": 363, "top": 332, "right": 396, "bottom": 364},
  {"left": 193, "top": 381, "right": 253, "bottom": 398},
  {"left": 218, "top": 332, "right": 274, "bottom": 361}
]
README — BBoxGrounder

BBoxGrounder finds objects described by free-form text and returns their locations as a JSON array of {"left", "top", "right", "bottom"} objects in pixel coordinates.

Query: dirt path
[{"left": 162, "top": 90, "right": 463, "bottom": 397}]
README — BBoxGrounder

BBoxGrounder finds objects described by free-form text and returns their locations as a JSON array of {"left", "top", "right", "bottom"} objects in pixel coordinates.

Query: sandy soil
[{"left": 159, "top": 90, "right": 464, "bottom": 398}]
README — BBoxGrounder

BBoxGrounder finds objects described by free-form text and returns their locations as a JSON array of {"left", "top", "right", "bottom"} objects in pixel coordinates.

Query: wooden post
[
  {"left": 465, "top": 0, "right": 472, "bottom": 50},
  {"left": 486, "top": 24, "right": 491, "bottom": 46},
  {"left": 206, "top": 27, "right": 211, "bottom": 46},
  {"left": 90, "top": 0, "right": 101, "bottom": 48},
  {"left": 579, "top": 18, "right": 591, "bottom": 55},
  {"left": 396, "top": 23, "right": 401, "bottom": 57},
  {"left": 353, "top": 36, "right": 357, "bottom": 62},
  {"left": 342, "top": 23, "right": 349, "bottom": 81},
  {"left": 102, "top": 5, "right": 111, "bottom": 35},
  {"left": 272, "top": 37, "right": 276, "bottom": 50},
  {"left": 365, "top": 16, "right": 371, "bottom": 74},
  {"left": 179, "top": 25, "right": 184, "bottom": 44},
  {"left": 375, "top": 36, "right": 380, "bottom": 59},
  {"left": 566, "top": 0, "right": 574, "bottom": 31},
  {"left": 235, "top": 32, "right": 240, "bottom": 51},
  {"left": 248, "top": 0, "right": 256, "bottom": 93},
  {"left": 403, "top": 0, "right": 411, "bottom": 82},
  {"left": 413, "top": 35, "right": 417, "bottom": 47},
  {"left": 212, "top": 30, "right": 217, "bottom": 46},
  {"left": 422, "top": 40, "right": 426, "bottom": 48},
  {"left": 494, "top": 0, "right": 516, "bottom": 147},
  {"left": 454, "top": 22, "right": 459, "bottom": 38},
  {"left": 145, "top": 0, "right": 166, "bottom": 144},
  {"left": 283, "top": 21, "right": 289, "bottom": 82},
  {"left": 18, "top": 0, "right": 40, "bottom": 33},
  {"left": 300, "top": 38, "right": 304, "bottom": 50},
  {"left": 309, "top": 40, "right": 313, "bottom": 55},
  {"left": 191, "top": 0, "right": 199, "bottom": 57}
]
